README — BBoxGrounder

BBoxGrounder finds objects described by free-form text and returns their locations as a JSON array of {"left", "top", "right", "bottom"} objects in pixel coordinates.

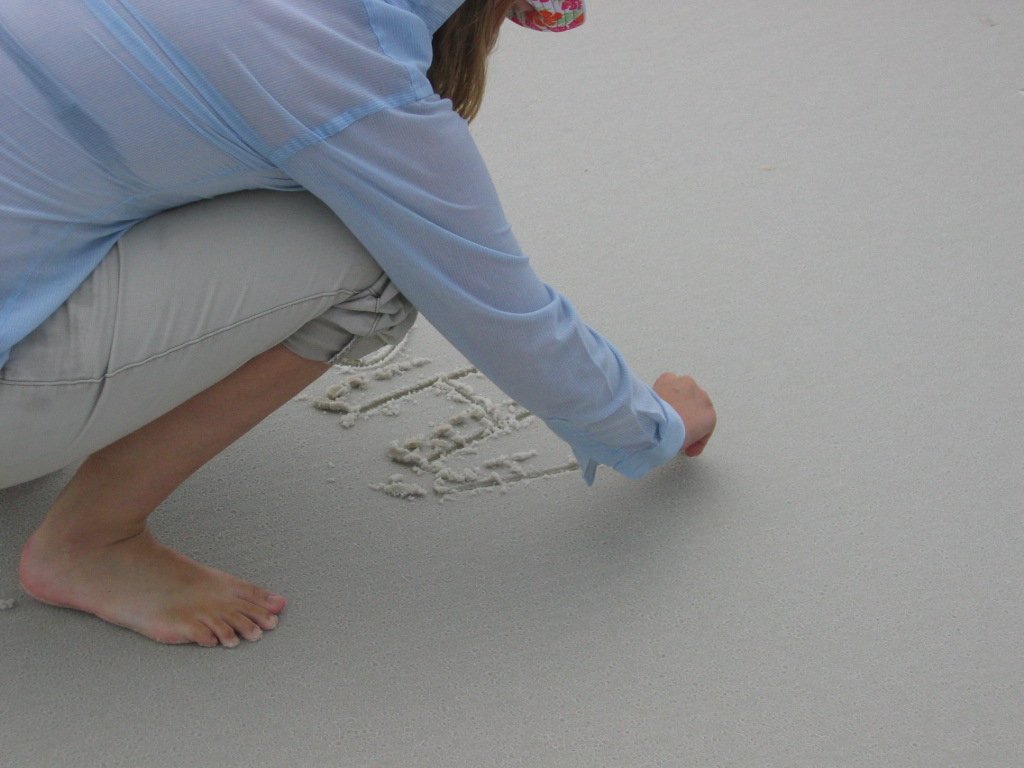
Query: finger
[{"left": 684, "top": 437, "right": 709, "bottom": 457}]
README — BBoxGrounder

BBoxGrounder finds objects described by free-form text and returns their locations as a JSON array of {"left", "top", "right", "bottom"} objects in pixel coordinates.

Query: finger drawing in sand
[{"left": 2, "top": 0, "right": 715, "bottom": 649}]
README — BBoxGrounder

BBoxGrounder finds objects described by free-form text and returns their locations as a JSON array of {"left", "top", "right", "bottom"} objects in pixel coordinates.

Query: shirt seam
[
  {"left": 268, "top": 86, "right": 432, "bottom": 165},
  {"left": 359, "top": 0, "right": 424, "bottom": 93},
  {"left": 268, "top": 0, "right": 435, "bottom": 163}
]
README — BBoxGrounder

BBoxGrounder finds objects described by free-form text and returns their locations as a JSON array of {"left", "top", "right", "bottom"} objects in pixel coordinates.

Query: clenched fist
[{"left": 653, "top": 373, "right": 716, "bottom": 457}]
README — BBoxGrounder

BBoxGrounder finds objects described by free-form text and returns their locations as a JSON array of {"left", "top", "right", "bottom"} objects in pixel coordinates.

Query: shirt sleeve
[{"left": 276, "top": 94, "right": 685, "bottom": 484}]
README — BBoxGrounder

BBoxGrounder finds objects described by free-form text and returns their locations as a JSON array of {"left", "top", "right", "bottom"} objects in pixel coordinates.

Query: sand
[
  {"left": 311, "top": 329, "right": 579, "bottom": 500},
  {"left": 2, "top": 2, "right": 1023, "bottom": 765}
]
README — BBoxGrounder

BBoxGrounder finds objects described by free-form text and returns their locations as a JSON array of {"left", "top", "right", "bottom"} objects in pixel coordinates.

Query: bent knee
[
  {"left": 283, "top": 273, "right": 417, "bottom": 364},
  {"left": 230, "top": 191, "right": 417, "bottom": 363}
]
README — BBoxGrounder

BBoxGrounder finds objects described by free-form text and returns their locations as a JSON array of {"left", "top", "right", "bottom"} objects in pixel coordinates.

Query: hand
[{"left": 653, "top": 373, "right": 716, "bottom": 457}]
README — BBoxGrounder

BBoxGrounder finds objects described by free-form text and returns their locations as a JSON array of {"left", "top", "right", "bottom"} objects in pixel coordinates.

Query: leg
[
  {"left": 3, "top": 191, "right": 416, "bottom": 646},
  {"left": 19, "top": 344, "right": 326, "bottom": 647}
]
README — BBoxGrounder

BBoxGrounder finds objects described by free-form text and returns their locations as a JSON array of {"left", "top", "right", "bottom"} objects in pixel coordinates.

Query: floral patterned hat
[{"left": 506, "top": 0, "right": 587, "bottom": 32}]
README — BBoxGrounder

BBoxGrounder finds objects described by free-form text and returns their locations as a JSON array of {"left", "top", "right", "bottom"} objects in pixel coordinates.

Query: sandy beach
[{"left": 2, "top": 1, "right": 1023, "bottom": 765}]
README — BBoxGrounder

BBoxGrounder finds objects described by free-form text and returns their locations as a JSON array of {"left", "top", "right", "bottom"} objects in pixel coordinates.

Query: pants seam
[{"left": 0, "top": 289, "right": 357, "bottom": 387}]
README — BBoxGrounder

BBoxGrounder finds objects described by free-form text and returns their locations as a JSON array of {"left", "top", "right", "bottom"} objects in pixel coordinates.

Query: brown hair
[{"left": 428, "top": 0, "right": 519, "bottom": 122}]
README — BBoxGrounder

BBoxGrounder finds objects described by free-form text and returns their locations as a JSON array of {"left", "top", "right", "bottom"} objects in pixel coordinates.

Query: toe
[
  {"left": 236, "top": 582, "right": 286, "bottom": 613},
  {"left": 228, "top": 612, "right": 264, "bottom": 643},
  {"left": 203, "top": 617, "right": 240, "bottom": 648},
  {"left": 236, "top": 601, "right": 279, "bottom": 631},
  {"left": 187, "top": 623, "right": 220, "bottom": 648}
]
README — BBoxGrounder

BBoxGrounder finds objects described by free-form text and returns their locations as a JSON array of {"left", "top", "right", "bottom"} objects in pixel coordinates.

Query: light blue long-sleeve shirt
[{"left": 0, "top": 0, "right": 684, "bottom": 483}]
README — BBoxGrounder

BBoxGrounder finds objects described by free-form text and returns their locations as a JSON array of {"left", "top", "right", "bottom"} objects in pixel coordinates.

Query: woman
[{"left": 0, "top": 0, "right": 716, "bottom": 648}]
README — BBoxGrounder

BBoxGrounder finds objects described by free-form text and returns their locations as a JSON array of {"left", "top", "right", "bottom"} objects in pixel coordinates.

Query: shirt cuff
[{"left": 551, "top": 399, "right": 687, "bottom": 486}]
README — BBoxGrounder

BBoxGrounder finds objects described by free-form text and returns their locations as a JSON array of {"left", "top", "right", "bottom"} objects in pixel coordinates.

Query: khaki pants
[{"left": 0, "top": 191, "right": 416, "bottom": 488}]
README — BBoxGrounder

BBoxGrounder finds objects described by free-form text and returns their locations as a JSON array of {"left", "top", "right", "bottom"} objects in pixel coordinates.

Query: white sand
[
  {"left": 2, "top": 2, "right": 1023, "bottom": 765},
  {"left": 312, "top": 332, "right": 573, "bottom": 499}
]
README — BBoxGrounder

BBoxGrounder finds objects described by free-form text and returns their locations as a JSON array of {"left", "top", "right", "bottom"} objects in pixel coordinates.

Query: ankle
[{"left": 32, "top": 511, "right": 147, "bottom": 552}]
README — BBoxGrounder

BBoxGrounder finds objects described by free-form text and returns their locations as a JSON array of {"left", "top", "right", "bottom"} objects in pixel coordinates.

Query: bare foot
[{"left": 19, "top": 526, "right": 286, "bottom": 648}]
